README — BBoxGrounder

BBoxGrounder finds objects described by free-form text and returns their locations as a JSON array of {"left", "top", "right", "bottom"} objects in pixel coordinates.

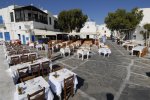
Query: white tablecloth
[
  {"left": 98, "top": 48, "right": 111, "bottom": 57},
  {"left": 122, "top": 43, "right": 138, "bottom": 51},
  {"left": 132, "top": 46, "right": 146, "bottom": 57},
  {"left": 29, "top": 43, "right": 34, "bottom": 47},
  {"left": 60, "top": 47, "right": 71, "bottom": 56},
  {"left": 49, "top": 68, "right": 78, "bottom": 96},
  {"left": 7, "top": 52, "right": 38, "bottom": 64},
  {"left": 77, "top": 49, "right": 90, "bottom": 60},
  {"left": 36, "top": 44, "right": 43, "bottom": 50},
  {"left": 14, "top": 76, "right": 54, "bottom": 100},
  {"left": 8, "top": 58, "right": 51, "bottom": 83}
]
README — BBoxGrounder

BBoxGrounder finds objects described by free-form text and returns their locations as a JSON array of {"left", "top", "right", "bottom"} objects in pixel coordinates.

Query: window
[
  {"left": 19, "top": 26, "right": 21, "bottom": 29},
  {"left": 133, "top": 35, "right": 136, "bottom": 39},
  {"left": 28, "top": 13, "right": 31, "bottom": 17},
  {"left": 54, "top": 20, "right": 59, "bottom": 29},
  {"left": 49, "top": 17, "right": 51, "bottom": 25},
  {"left": 10, "top": 12, "right": 14, "bottom": 22},
  {"left": 28, "top": 13, "right": 31, "bottom": 20},
  {"left": 0, "top": 16, "right": 3, "bottom": 24}
]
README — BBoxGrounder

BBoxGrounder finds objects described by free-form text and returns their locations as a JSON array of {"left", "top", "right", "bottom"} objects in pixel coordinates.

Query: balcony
[{"left": 14, "top": 5, "right": 48, "bottom": 24}]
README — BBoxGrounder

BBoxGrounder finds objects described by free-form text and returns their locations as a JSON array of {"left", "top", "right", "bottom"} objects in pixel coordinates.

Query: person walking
[{"left": 102, "top": 34, "right": 106, "bottom": 44}]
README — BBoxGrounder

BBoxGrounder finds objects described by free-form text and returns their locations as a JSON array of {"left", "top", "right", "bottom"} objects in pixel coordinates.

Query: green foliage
[
  {"left": 105, "top": 8, "right": 143, "bottom": 32},
  {"left": 58, "top": 9, "right": 87, "bottom": 32},
  {"left": 140, "top": 23, "right": 150, "bottom": 40},
  {"left": 144, "top": 23, "right": 150, "bottom": 31}
]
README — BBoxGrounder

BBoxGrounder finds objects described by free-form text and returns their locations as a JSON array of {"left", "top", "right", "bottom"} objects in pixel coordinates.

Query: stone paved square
[{"left": 1, "top": 40, "right": 150, "bottom": 100}]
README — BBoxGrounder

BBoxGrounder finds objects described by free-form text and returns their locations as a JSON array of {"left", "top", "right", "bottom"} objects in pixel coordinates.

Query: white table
[
  {"left": 8, "top": 58, "right": 52, "bottom": 83},
  {"left": 7, "top": 52, "right": 38, "bottom": 64},
  {"left": 49, "top": 68, "right": 78, "bottom": 99},
  {"left": 14, "top": 76, "right": 54, "bottom": 100},
  {"left": 123, "top": 43, "right": 138, "bottom": 51},
  {"left": 132, "top": 46, "right": 146, "bottom": 57},
  {"left": 77, "top": 49, "right": 90, "bottom": 60},
  {"left": 98, "top": 48, "right": 111, "bottom": 57},
  {"left": 60, "top": 47, "right": 71, "bottom": 56},
  {"left": 36, "top": 44, "right": 43, "bottom": 50},
  {"left": 29, "top": 43, "right": 34, "bottom": 48}
]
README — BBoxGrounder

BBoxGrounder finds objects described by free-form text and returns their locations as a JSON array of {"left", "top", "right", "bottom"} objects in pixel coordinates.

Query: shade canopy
[
  {"left": 68, "top": 32, "right": 99, "bottom": 36},
  {"left": 33, "top": 29, "right": 63, "bottom": 36}
]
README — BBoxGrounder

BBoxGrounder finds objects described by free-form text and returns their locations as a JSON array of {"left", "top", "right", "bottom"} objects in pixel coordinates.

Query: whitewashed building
[
  {"left": 133, "top": 8, "right": 150, "bottom": 42},
  {"left": 80, "top": 21, "right": 98, "bottom": 39},
  {"left": 97, "top": 24, "right": 111, "bottom": 37},
  {"left": 69, "top": 21, "right": 112, "bottom": 39},
  {"left": 0, "top": 5, "right": 60, "bottom": 44}
]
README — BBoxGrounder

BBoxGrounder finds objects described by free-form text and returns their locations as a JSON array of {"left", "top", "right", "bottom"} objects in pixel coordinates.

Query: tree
[
  {"left": 105, "top": 8, "right": 143, "bottom": 39},
  {"left": 58, "top": 9, "right": 87, "bottom": 32},
  {"left": 140, "top": 23, "right": 150, "bottom": 46}
]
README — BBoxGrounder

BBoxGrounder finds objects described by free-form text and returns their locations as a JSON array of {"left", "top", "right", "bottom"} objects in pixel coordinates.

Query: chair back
[
  {"left": 31, "top": 63, "right": 40, "bottom": 76},
  {"left": 42, "top": 61, "right": 50, "bottom": 75},
  {"left": 64, "top": 75, "right": 74, "bottom": 100},
  {"left": 23, "top": 49, "right": 30, "bottom": 53},
  {"left": 52, "top": 66, "right": 63, "bottom": 72},
  {"left": 22, "top": 75, "right": 35, "bottom": 82},
  {"left": 20, "top": 55, "right": 28, "bottom": 63},
  {"left": 11, "top": 56, "right": 20, "bottom": 65},
  {"left": 29, "top": 54, "right": 36, "bottom": 61},
  {"left": 17, "top": 49, "right": 23, "bottom": 54},
  {"left": 27, "top": 87, "right": 45, "bottom": 100},
  {"left": 8, "top": 51, "right": 16, "bottom": 56},
  {"left": 17, "top": 67, "right": 29, "bottom": 82}
]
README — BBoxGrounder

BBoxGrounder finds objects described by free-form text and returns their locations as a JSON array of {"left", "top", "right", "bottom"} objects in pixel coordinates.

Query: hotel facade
[{"left": 0, "top": 5, "right": 60, "bottom": 44}]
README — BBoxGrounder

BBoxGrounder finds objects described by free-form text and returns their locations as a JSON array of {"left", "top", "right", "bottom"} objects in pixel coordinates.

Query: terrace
[{"left": 0, "top": 39, "right": 150, "bottom": 100}]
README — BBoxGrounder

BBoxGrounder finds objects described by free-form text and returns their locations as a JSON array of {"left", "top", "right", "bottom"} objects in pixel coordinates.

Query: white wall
[
  {"left": 80, "top": 21, "right": 97, "bottom": 33},
  {"left": 0, "top": 5, "right": 59, "bottom": 44},
  {"left": 139, "top": 8, "right": 150, "bottom": 26},
  {"left": 97, "top": 24, "right": 111, "bottom": 37},
  {"left": 133, "top": 8, "right": 150, "bottom": 42}
]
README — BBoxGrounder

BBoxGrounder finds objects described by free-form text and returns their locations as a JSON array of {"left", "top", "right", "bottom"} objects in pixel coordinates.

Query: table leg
[
  {"left": 82, "top": 55, "right": 83, "bottom": 60},
  {"left": 59, "top": 95, "right": 61, "bottom": 100},
  {"left": 139, "top": 52, "right": 141, "bottom": 58}
]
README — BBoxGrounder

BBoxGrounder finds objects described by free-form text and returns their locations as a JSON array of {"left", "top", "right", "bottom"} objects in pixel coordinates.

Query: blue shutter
[
  {"left": 4, "top": 32, "right": 10, "bottom": 41},
  {"left": 31, "top": 35, "right": 35, "bottom": 42},
  {"left": 0, "top": 16, "right": 3, "bottom": 24},
  {"left": 0, "top": 32, "right": 3, "bottom": 38}
]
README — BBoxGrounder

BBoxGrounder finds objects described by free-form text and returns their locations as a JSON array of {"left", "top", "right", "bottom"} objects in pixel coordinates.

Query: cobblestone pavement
[
  {"left": 0, "top": 40, "right": 150, "bottom": 100},
  {"left": 51, "top": 40, "right": 150, "bottom": 100}
]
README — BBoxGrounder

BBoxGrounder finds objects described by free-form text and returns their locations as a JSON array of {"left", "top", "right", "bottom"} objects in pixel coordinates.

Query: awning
[
  {"left": 33, "top": 29, "right": 63, "bottom": 36},
  {"left": 68, "top": 32, "right": 99, "bottom": 36}
]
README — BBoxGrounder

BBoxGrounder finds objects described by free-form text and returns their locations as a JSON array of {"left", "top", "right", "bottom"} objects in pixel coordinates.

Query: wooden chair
[
  {"left": 17, "top": 49, "right": 23, "bottom": 54},
  {"left": 27, "top": 87, "right": 45, "bottom": 100},
  {"left": 23, "top": 49, "right": 30, "bottom": 53},
  {"left": 141, "top": 47, "right": 148, "bottom": 57},
  {"left": 42, "top": 61, "right": 50, "bottom": 76},
  {"left": 11, "top": 56, "right": 20, "bottom": 65},
  {"left": 22, "top": 75, "right": 35, "bottom": 82},
  {"left": 8, "top": 51, "right": 16, "bottom": 56},
  {"left": 20, "top": 55, "right": 28, "bottom": 63},
  {"left": 29, "top": 54, "right": 36, "bottom": 61},
  {"left": 17, "top": 67, "right": 29, "bottom": 82},
  {"left": 52, "top": 66, "right": 63, "bottom": 72},
  {"left": 31, "top": 63, "right": 41, "bottom": 76},
  {"left": 64, "top": 75, "right": 74, "bottom": 100}
]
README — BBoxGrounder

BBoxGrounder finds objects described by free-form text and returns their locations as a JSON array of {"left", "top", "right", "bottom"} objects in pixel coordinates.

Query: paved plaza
[{"left": 0, "top": 40, "right": 150, "bottom": 100}]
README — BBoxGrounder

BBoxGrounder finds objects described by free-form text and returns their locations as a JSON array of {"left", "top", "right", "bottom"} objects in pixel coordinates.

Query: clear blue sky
[{"left": 0, "top": 0, "right": 150, "bottom": 24}]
